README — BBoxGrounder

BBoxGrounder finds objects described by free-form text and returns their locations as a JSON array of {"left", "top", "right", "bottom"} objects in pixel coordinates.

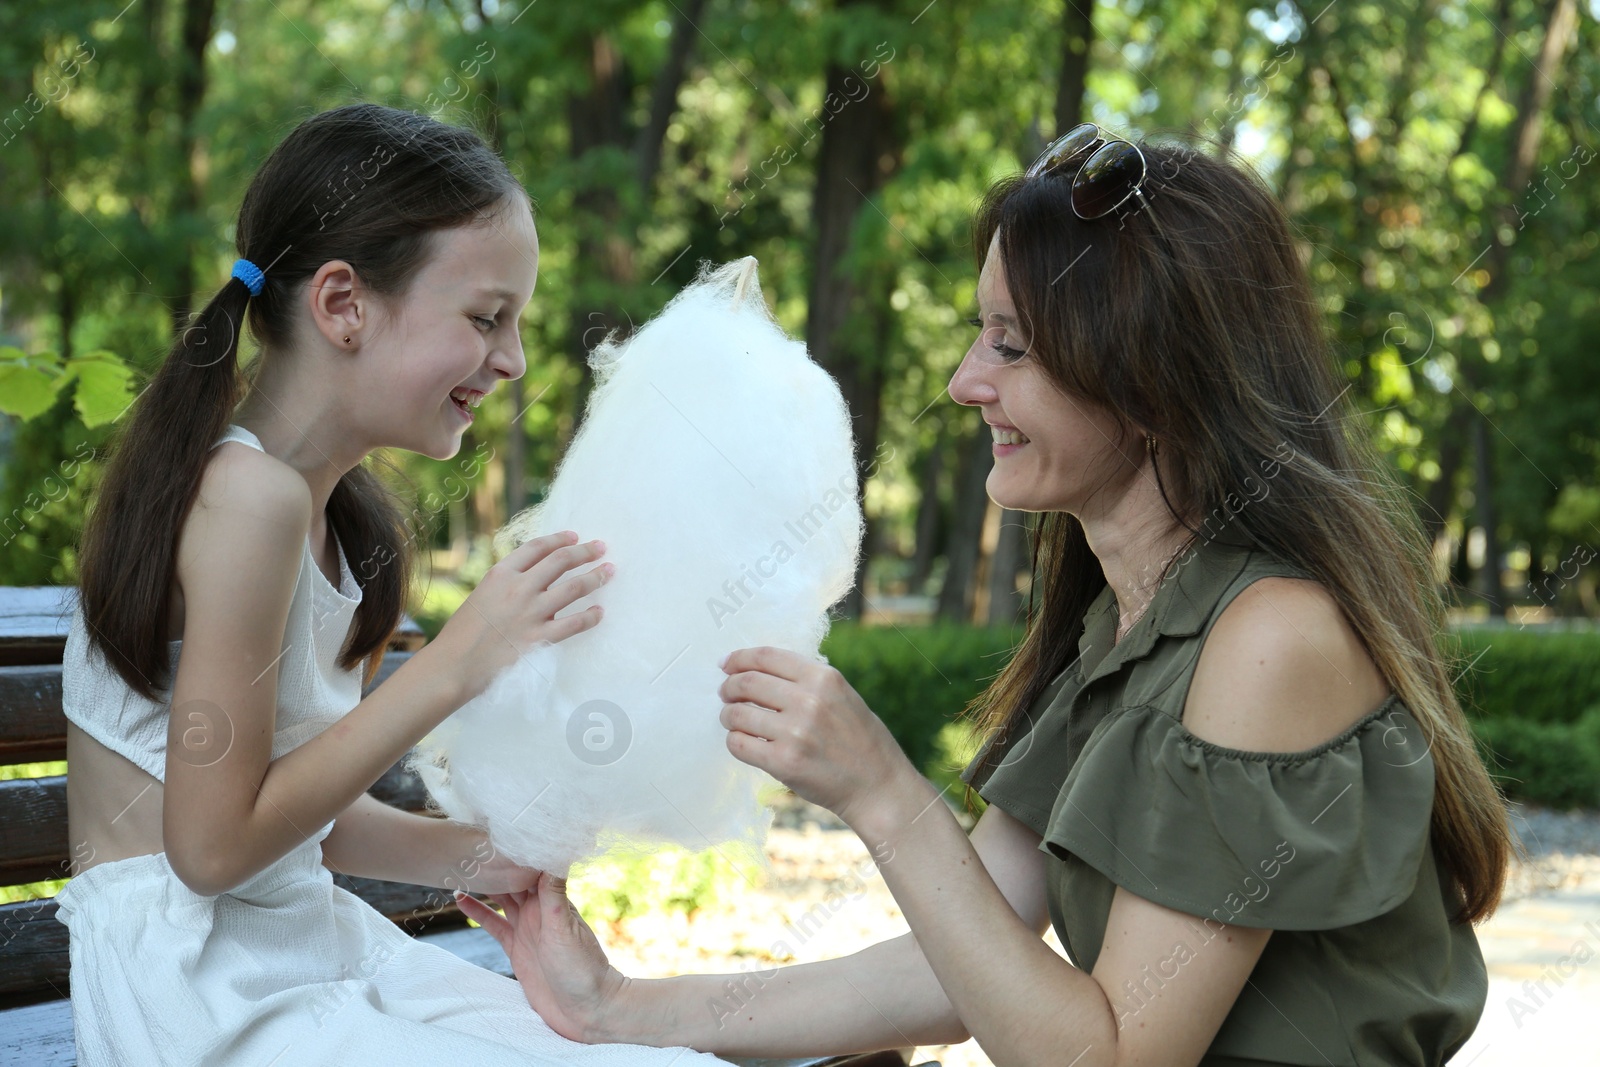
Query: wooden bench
[{"left": 0, "top": 586, "right": 931, "bottom": 1067}]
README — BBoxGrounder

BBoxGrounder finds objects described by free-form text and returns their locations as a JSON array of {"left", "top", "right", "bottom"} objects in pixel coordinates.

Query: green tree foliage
[{"left": 0, "top": 0, "right": 1594, "bottom": 619}]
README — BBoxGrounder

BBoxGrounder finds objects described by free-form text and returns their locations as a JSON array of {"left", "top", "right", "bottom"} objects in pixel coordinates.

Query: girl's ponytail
[
  {"left": 77, "top": 273, "right": 253, "bottom": 701},
  {"left": 78, "top": 103, "right": 524, "bottom": 700}
]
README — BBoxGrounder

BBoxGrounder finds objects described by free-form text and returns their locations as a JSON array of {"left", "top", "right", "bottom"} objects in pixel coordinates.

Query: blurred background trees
[{"left": 2, "top": 0, "right": 1597, "bottom": 631}]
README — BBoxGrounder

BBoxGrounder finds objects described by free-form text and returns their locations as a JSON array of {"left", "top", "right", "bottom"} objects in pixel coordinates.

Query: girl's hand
[
  {"left": 453, "top": 846, "right": 543, "bottom": 895},
  {"left": 432, "top": 531, "right": 613, "bottom": 703},
  {"left": 718, "top": 646, "right": 920, "bottom": 834},
  {"left": 454, "top": 874, "right": 629, "bottom": 1042}
]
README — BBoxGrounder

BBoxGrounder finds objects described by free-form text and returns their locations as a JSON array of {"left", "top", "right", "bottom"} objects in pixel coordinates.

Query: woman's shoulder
[{"left": 1183, "top": 570, "right": 1393, "bottom": 754}]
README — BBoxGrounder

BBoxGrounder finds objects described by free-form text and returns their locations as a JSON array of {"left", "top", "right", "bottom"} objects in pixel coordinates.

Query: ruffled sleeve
[{"left": 1040, "top": 694, "right": 1435, "bottom": 930}]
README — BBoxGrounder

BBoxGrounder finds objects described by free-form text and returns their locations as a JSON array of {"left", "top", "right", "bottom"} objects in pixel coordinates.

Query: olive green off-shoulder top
[{"left": 961, "top": 534, "right": 1486, "bottom": 1067}]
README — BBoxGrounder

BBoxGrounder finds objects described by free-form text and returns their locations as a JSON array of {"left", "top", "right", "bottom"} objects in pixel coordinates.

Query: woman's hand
[
  {"left": 454, "top": 873, "right": 630, "bottom": 1042},
  {"left": 718, "top": 646, "right": 923, "bottom": 836},
  {"left": 431, "top": 531, "right": 613, "bottom": 704}
]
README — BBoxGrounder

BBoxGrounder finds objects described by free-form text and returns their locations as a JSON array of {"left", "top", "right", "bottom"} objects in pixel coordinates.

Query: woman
[{"left": 456, "top": 126, "right": 1512, "bottom": 1067}]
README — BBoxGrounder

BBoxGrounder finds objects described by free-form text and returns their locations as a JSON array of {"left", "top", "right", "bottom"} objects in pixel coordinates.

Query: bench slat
[
  {"left": 0, "top": 666, "right": 63, "bottom": 763},
  {"left": 0, "top": 649, "right": 429, "bottom": 887},
  {"left": 0, "top": 644, "right": 453, "bottom": 999},
  {"left": 0, "top": 898, "right": 71, "bottom": 1002},
  {"left": 0, "top": 999, "right": 75, "bottom": 1066},
  {"left": 0, "top": 589, "right": 76, "bottom": 669},
  {"left": 0, "top": 586, "right": 425, "bottom": 668},
  {"left": 0, "top": 645, "right": 418, "bottom": 763},
  {"left": 0, "top": 757, "right": 432, "bottom": 889},
  {"left": 0, "top": 777, "right": 67, "bottom": 886}
]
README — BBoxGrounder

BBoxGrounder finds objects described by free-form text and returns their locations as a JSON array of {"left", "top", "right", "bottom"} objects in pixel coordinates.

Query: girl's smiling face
[
  {"left": 362, "top": 197, "right": 539, "bottom": 460},
  {"left": 947, "top": 230, "right": 1140, "bottom": 516}
]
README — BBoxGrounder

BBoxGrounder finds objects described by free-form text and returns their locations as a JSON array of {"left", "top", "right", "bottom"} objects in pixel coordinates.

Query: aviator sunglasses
[
  {"left": 1026, "top": 121, "right": 1153, "bottom": 220},
  {"left": 966, "top": 124, "right": 1159, "bottom": 366}
]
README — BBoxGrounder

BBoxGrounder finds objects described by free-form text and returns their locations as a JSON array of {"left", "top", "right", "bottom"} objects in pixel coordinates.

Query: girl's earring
[{"left": 343, "top": 336, "right": 351, "bottom": 345}]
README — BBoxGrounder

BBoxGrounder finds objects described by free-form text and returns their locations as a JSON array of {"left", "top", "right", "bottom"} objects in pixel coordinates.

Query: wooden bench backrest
[{"left": 0, "top": 586, "right": 463, "bottom": 1008}]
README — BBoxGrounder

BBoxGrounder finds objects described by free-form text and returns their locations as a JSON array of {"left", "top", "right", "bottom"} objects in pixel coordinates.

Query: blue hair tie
[{"left": 231, "top": 257, "right": 265, "bottom": 296}]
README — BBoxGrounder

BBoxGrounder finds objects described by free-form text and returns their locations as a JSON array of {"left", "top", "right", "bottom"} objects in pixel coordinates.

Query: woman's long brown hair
[
  {"left": 77, "top": 103, "right": 526, "bottom": 700},
  {"left": 962, "top": 140, "right": 1511, "bottom": 924}
]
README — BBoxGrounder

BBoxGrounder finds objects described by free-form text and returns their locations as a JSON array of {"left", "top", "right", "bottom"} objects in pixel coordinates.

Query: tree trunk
[
  {"left": 504, "top": 377, "right": 528, "bottom": 519},
  {"left": 805, "top": 0, "right": 903, "bottom": 618},
  {"left": 985, "top": 508, "right": 1027, "bottom": 625},
  {"left": 170, "top": 0, "right": 217, "bottom": 334},
  {"left": 1447, "top": 0, "right": 1514, "bottom": 169},
  {"left": 1480, "top": 0, "right": 1578, "bottom": 305},
  {"left": 129, "top": 0, "right": 167, "bottom": 234},
  {"left": 938, "top": 0, "right": 1093, "bottom": 621},
  {"left": 560, "top": 2, "right": 706, "bottom": 458},
  {"left": 563, "top": 29, "right": 634, "bottom": 451},
  {"left": 909, "top": 439, "right": 944, "bottom": 593},
  {"left": 938, "top": 0, "right": 1092, "bottom": 621},
  {"left": 938, "top": 426, "right": 993, "bottom": 622},
  {"left": 1462, "top": 0, "right": 1577, "bottom": 618},
  {"left": 1470, "top": 413, "right": 1502, "bottom": 614},
  {"left": 1420, "top": 404, "right": 1468, "bottom": 553},
  {"left": 1055, "top": 0, "right": 1095, "bottom": 135}
]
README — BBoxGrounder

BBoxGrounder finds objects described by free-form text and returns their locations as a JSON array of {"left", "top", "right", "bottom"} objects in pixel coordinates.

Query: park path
[{"left": 1450, "top": 803, "right": 1600, "bottom": 1065}]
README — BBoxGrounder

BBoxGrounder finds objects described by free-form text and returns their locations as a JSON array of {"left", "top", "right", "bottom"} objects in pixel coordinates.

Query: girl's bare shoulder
[
  {"left": 195, "top": 440, "right": 311, "bottom": 517},
  {"left": 175, "top": 442, "right": 313, "bottom": 598}
]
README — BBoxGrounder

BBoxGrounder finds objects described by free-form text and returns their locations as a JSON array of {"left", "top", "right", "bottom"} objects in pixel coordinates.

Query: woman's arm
[
  {"left": 843, "top": 768, "right": 1269, "bottom": 1067},
  {"left": 715, "top": 578, "right": 1393, "bottom": 1067},
  {"left": 713, "top": 647, "right": 1275, "bottom": 1067},
  {"left": 457, "top": 801, "right": 1054, "bottom": 1056},
  {"left": 320, "top": 793, "right": 541, "bottom": 894}
]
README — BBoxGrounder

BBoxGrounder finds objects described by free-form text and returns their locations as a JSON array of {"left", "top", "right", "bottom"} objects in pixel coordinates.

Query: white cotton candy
[{"left": 410, "top": 256, "right": 863, "bottom": 875}]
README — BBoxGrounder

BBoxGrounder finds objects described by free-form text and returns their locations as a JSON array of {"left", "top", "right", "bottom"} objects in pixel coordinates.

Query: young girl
[
  {"left": 461, "top": 130, "right": 1512, "bottom": 1066},
  {"left": 57, "top": 103, "right": 729, "bottom": 1067}
]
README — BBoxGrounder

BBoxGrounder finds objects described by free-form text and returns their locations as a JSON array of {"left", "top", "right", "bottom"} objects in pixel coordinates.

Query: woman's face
[
  {"left": 947, "top": 230, "right": 1141, "bottom": 516},
  {"left": 364, "top": 198, "right": 538, "bottom": 461}
]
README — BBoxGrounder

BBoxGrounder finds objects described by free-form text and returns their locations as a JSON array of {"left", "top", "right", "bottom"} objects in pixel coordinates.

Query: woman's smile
[{"left": 990, "top": 420, "right": 1030, "bottom": 454}]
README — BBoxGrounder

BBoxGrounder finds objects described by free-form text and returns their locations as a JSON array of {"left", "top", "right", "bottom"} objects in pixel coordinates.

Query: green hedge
[
  {"left": 819, "top": 622, "right": 1600, "bottom": 812},
  {"left": 819, "top": 622, "right": 1023, "bottom": 772},
  {"left": 1471, "top": 709, "right": 1600, "bottom": 809},
  {"left": 1448, "top": 627, "right": 1600, "bottom": 725}
]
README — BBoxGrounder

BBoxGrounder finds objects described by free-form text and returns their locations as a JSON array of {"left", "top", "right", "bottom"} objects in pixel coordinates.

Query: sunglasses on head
[{"left": 1026, "top": 122, "right": 1153, "bottom": 221}]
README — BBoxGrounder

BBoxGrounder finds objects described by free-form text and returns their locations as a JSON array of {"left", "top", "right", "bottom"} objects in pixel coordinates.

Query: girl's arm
[
  {"left": 320, "top": 793, "right": 541, "bottom": 894},
  {"left": 457, "top": 800, "right": 1054, "bottom": 1056},
  {"left": 161, "top": 447, "right": 603, "bottom": 896}
]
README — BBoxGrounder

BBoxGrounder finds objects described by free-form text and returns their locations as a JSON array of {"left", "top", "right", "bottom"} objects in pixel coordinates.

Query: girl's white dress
[{"left": 55, "top": 423, "right": 731, "bottom": 1067}]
